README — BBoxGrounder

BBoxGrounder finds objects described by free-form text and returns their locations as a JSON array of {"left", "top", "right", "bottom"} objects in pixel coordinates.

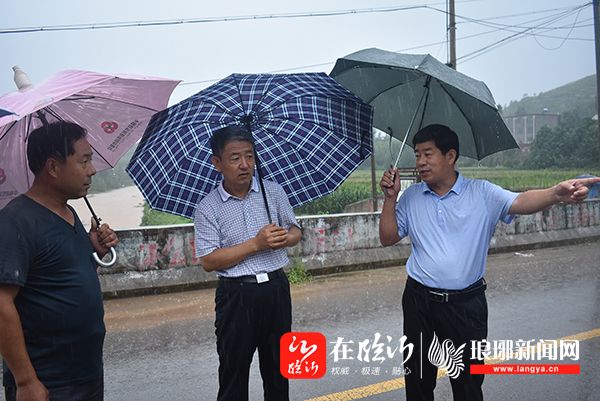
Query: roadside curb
[{"left": 101, "top": 234, "right": 600, "bottom": 300}]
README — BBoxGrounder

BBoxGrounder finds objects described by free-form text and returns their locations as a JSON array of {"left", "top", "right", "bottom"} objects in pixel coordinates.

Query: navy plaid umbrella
[
  {"left": 126, "top": 72, "right": 373, "bottom": 219},
  {"left": 0, "top": 107, "right": 15, "bottom": 118}
]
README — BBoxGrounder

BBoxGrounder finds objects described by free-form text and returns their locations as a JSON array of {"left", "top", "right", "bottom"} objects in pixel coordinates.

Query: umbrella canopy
[
  {"left": 330, "top": 48, "right": 518, "bottom": 161},
  {"left": 126, "top": 72, "right": 373, "bottom": 219},
  {"left": 0, "top": 107, "right": 15, "bottom": 118},
  {"left": 0, "top": 69, "right": 180, "bottom": 209}
]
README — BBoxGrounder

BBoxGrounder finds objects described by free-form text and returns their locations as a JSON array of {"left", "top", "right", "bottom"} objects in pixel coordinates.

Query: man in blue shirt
[
  {"left": 194, "top": 125, "right": 302, "bottom": 401},
  {"left": 379, "top": 124, "right": 600, "bottom": 401}
]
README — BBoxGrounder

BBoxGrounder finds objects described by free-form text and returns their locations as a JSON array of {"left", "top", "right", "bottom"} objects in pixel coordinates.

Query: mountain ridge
[{"left": 502, "top": 74, "right": 596, "bottom": 118}]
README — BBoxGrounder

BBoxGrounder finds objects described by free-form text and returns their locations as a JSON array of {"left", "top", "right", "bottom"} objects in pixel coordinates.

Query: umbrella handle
[
  {"left": 253, "top": 146, "right": 273, "bottom": 224},
  {"left": 93, "top": 247, "right": 117, "bottom": 268},
  {"left": 84, "top": 196, "right": 118, "bottom": 268}
]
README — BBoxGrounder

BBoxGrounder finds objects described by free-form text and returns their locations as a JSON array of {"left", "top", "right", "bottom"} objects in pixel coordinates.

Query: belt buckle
[
  {"left": 429, "top": 290, "right": 449, "bottom": 303},
  {"left": 256, "top": 273, "right": 269, "bottom": 284}
]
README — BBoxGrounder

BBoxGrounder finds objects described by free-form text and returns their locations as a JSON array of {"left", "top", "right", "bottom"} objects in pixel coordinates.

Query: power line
[
  {"left": 180, "top": 32, "right": 496, "bottom": 88},
  {"left": 462, "top": 17, "right": 592, "bottom": 31},
  {"left": 448, "top": 6, "right": 593, "bottom": 45},
  {"left": 0, "top": 3, "right": 459, "bottom": 35},
  {"left": 402, "top": 27, "right": 590, "bottom": 53},
  {"left": 179, "top": 8, "right": 592, "bottom": 89},
  {"left": 1, "top": 0, "right": 491, "bottom": 35},
  {"left": 457, "top": 4, "right": 591, "bottom": 64},
  {"left": 180, "top": 21, "right": 590, "bottom": 90},
  {"left": 533, "top": 6, "right": 586, "bottom": 50},
  {"left": 165, "top": 3, "right": 593, "bottom": 88},
  {"left": 454, "top": 3, "right": 591, "bottom": 25},
  {"left": 453, "top": 6, "right": 592, "bottom": 32},
  {"left": 458, "top": 17, "right": 592, "bottom": 40},
  {"left": 410, "top": 5, "right": 593, "bottom": 60},
  {"left": 428, "top": 3, "right": 590, "bottom": 33}
]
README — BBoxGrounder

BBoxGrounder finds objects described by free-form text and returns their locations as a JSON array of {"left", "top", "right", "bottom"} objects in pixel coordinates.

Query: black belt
[
  {"left": 218, "top": 268, "right": 286, "bottom": 284},
  {"left": 407, "top": 276, "right": 487, "bottom": 303}
]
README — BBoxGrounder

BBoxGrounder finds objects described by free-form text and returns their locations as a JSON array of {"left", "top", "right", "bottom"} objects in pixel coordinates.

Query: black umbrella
[{"left": 331, "top": 48, "right": 519, "bottom": 165}]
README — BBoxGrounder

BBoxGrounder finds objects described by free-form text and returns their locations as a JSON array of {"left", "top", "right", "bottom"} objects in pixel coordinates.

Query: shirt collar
[
  {"left": 217, "top": 177, "right": 259, "bottom": 201},
  {"left": 421, "top": 171, "right": 464, "bottom": 196}
]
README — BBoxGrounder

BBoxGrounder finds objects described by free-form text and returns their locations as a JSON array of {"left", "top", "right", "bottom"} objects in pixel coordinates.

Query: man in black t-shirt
[{"left": 0, "top": 122, "right": 118, "bottom": 401}]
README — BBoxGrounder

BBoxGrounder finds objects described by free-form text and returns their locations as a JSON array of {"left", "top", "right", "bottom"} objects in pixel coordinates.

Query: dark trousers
[
  {"left": 4, "top": 377, "right": 103, "bottom": 401},
  {"left": 215, "top": 272, "right": 292, "bottom": 401},
  {"left": 402, "top": 277, "right": 487, "bottom": 401}
]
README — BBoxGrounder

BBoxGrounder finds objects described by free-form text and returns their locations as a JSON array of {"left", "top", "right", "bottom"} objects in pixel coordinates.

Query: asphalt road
[{"left": 2, "top": 241, "right": 599, "bottom": 401}]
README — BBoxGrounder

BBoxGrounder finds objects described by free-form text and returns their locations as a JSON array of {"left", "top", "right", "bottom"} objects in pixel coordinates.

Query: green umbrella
[{"left": 330, "top": 48, "right": 518, "bottom": 164}]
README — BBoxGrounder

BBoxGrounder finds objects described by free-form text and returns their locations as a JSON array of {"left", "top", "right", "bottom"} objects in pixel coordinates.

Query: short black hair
[
  {"left": 412, "top": 124, "right": 460, "bottom": 164},
  {"left": 210, "top": 125, "right": 254, "bottom": 157},
  {"left": 27, "top": 121, "right": 87, "bottom": 175}
]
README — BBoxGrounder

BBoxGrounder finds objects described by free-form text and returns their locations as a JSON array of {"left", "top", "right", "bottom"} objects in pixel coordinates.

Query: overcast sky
[{"left": 0, "top": 0, "right": 594, "bottom": 108}]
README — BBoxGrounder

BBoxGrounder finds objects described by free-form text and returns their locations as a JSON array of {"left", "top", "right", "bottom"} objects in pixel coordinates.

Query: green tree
[{"left": 525, "top": 116, "right": 599, "bottom": 169}]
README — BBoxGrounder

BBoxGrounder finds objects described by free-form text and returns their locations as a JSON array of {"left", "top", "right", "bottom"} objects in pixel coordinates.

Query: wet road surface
[{"left": 2, "top": 241, "right": 599, "bottom": 400}]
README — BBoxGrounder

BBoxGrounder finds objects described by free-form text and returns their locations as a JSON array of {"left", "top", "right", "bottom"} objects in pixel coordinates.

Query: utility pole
[
  {"left": 594, "top": 0, "right": 600, "bottom": 148},
  {"left": 448, "top": 0, "right": 457, "bottom": 70}
]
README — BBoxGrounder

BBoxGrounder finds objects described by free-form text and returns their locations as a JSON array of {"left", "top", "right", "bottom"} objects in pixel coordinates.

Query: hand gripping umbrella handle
[{"left": 84, "top": 196, "right": 118, "bottom": 268}]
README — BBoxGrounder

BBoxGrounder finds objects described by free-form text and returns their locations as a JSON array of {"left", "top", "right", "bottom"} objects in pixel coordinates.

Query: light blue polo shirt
[{"left": 396, "top": 173, "right": 518, "bottom": 290}]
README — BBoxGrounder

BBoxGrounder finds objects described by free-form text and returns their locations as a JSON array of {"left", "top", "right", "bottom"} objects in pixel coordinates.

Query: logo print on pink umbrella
[
  {"left": 0, "top": 168, "right": 6, "bottom": 185},
  {"left": 101, "top": 121, "right": 119, "bottom": 134}
]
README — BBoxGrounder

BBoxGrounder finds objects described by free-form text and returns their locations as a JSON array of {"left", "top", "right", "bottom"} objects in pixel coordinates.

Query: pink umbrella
[{"left": 0, "top": 67, "right": 180, "bottom": 265}]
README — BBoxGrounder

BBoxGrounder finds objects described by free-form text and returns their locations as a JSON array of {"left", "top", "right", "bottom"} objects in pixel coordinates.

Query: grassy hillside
[{"left": 502, "top": 75, "right": 596, "bottom": 118}]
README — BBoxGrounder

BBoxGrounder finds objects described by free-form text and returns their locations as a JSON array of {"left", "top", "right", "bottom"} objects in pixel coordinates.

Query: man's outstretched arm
[{"left": 510, "top": 176, "right": 600, "bottom": 215}]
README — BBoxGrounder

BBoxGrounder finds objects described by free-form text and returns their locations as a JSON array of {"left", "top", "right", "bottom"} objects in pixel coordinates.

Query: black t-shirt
[{"left": 0, "top": 195, "right": 105, "bottom": 388}]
